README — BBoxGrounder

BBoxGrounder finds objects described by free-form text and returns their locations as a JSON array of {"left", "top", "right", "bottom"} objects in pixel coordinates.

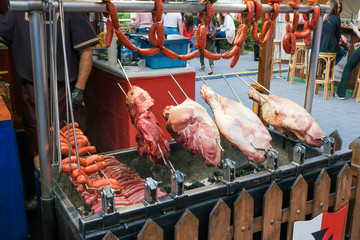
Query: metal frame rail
[{"left": 7, "top": 1, "right": 329, "bottom": 239}]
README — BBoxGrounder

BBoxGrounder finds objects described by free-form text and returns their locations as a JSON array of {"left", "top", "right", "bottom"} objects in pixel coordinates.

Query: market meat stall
[{"left": 51, "top": 125, "right": 354, "bottom": 240}]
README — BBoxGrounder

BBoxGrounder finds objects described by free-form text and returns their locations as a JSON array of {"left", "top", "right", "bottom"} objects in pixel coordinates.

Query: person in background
[
  {"left": 215, "top": 13, "right": 235, "bottom": 54},
  {"left": 199, "top": 18, "right": 216, "bottom": 75},
  {"left": 163, "top": 12, "right": 183, "bottom": 35},
  {"left": 135, "top": 12, "right": 153, "bottom": 33},
  {"left": 335, "top": 22, "right": 360, "bottom": 99},
  {"left": 0, "top": 12, "right": 99, "bottom": 168},
  {"left": 182, "top": 13, "right": 195, "bottom": 63}
]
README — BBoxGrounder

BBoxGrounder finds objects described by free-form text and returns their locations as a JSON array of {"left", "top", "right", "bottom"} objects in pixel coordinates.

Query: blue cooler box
[{"left": 139, "top": 34, "right": 191, "bottom": 69}]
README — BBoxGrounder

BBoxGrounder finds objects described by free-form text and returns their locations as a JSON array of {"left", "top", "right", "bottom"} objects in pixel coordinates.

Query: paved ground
[{"left": 188, "top": 50, "right": 360, "bottom": 150}]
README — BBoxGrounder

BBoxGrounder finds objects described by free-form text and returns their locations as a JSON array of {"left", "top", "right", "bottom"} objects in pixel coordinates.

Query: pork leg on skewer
[
  {"left": 125, "top": 86, "right": 170, "bottom": 164},
  {"left": 200, "top": 85, "right": 272, "bottom": 163},
  {"left": 163, "top": 98, "right": 222, "bottom": 167},
  {"left": 248, "top": 90, "right": 326, "bottom": 147}
]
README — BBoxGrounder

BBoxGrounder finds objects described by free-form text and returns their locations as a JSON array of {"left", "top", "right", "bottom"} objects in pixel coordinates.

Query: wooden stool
[
  {"left": 271, "top": 40, "right": 282, "bottom": 77},
  {"left": 353, "top": 71, "right": 360, "bottom": 102},
  {"left": 287, "top": 42, "right": 309, "bottom": 84},
  {"left": 315, "top": 52, "right": 336, "bottom": 100}
]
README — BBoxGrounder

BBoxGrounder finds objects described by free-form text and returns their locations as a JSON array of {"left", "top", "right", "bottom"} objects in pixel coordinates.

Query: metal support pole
[
  {"left": 29, "top": 11, "right": 56, "bottom": 239},
  {"left": 304, "top": 6, "right": 325, "bottom": 113}
]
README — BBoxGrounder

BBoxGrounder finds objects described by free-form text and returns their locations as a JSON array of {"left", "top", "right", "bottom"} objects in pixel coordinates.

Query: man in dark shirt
[{"left": 0, "top": 12, "right": 99, "bottom": 166}]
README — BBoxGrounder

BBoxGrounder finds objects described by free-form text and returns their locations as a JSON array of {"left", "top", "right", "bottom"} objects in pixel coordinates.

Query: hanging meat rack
[{"left": 7, "top": 0, "right": 335, "bottom": 239}]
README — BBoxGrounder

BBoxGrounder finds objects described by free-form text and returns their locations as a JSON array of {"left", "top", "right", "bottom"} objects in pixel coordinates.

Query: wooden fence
[{"left": 132, "top": 138, "right": 360, "bottom": 240}]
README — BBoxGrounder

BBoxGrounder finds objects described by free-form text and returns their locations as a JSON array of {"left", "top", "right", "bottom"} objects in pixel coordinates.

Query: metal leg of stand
[{"left": 29, "top": 10, "right": 56, "bottom": 239}]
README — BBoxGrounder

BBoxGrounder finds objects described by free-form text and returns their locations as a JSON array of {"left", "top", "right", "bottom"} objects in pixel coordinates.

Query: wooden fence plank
[
  {"left": 334, "top": 164, "right": 352, "bottom": 240},
  {"left": 349, "top": 138, "right": 360, "bottom": 181},
  {"left": 350, "top": 168, "right": 360, "bottom": 240},
  {"left": 233, "top": 189, "right": 254, "bottom": 240},
  {"left": 174, "top": 209, "right": 199, "bottom": 240},
  {"left": 329, "top": 130, "right": 342, "bottom": 151},
  {"left": 137, "top": 219, "right": 163, "bottom": 240},
  {"left": 262, "top": 181, "right": 283, "bottom": 240},
  {"left": 312, "top": 169, "right": 331, "bottom": 218},
  {"left": 286, "top": 175, "right": 308, "bottom": 240},
  {"left": 208, "top": 199, "right": 231, "bottom": 240}
]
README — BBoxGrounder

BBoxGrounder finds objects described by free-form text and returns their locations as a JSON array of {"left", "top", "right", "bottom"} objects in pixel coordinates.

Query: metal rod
[
  {"left": 117, "top": 59, "right": 132, "bottom": 88},
  {"left": 221, "top": 74, "right": 242, "bottom": 104},
  {"left": 216, "top": 139, "right": 224, "bottom": 152},
  {"left": 59, "top": 0, "right": 82, "bottom": 170},
  {"left": 247, "top": 76, "right": 273, "bottom": 95},
  {"left": 304, "top": 14, "right": 324, "bottom": 113},
  {"left": 198, "top": 75, "right": 208, "bottom": 85},
  {"left": 117, "top": 82, "right": 127, "bottom": 97},
  {"left": 29, "top": 10, "right": 56, "bottom": 240},
  {"left": 48, "top": 4, "right": 62, "bottom": 172},
  {"left": 8, "top": 1, "right": 329, "bottom": 14},
  {"left": 170, "top": 75, "right": 188, "bottom": 99},
  {"left": 157, "top": 143, "right": 175, "bottom": 172},
  {"left": 168, "top": 91, "right": 178, "bottom": 105},
  {"left": 235, "top": 75, "right": 269, "bottom": 102}
]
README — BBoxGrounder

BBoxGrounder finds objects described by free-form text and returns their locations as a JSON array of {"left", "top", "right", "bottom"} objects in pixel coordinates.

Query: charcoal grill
[{"left": 52, "top": 129, "right": 352, "bottom": 240}]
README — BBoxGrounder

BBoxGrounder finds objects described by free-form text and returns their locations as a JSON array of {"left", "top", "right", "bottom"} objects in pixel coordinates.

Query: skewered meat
[
  {"left": 163, "top": 98, "right": 222, "bottom": 166},
  {"left": 126, "top": 86, "right": 170, "bottom": 164},
  {"left": 200, "top": 85, "right": 272, "bottom": 163},
  {"left": 248, "top": 90, "right": 325, "bottom": 147}
]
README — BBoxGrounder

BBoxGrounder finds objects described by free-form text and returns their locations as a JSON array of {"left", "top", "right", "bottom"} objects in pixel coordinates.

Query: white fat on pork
[
  {"left": 248, "top": 90, "right": 325, "bottom": 147},
  {"left": 163, "top": 98, "right": 221, "bottom": 167},
  {"left": 200, "top": 85, "right": 272, "bottom": 163}
]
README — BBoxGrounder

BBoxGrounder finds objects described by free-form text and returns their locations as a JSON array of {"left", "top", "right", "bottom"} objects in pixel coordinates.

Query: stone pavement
[{"left": 188, "top": 50, "right": 360, "bottom": 150}]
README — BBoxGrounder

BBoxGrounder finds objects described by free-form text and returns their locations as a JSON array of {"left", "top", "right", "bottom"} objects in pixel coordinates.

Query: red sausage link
[
  {"left": 155, "top": 22, "right": 165, "bottom": 47},
  {"left": 270, "top": 3, "right": 280, "bottom": 21},
  {"left": 222, "top": 45, "right": 239, "bottom": 59},
  {"left": 105, "top": 19, "right": 114, "bottom": 48},
  {"left": 92, "top": 179, "right": 120, "bottom": 188},
  {"left": 261, "top": 21, "right": 269, "bottom": 38},
  {"left": 115, "top": 29, "right": 137, "bottom": 51},
  {"left": 85, "top": 155, "right": 105, "bottom": 166},
  {"left": 263, "top": 21, "right": 274, "bottom": 43},
  {"left": 106, "top": 2, "right": 120, "bottom": 29},
  {"left": 254, "top": 0, "right": 263, "bottom": 20},
  {"left": 234, "top": 24, "right": 248, "bottom": 46},
  {"left": 309, "top": 5, "right": 320, "bottom": 29},
  {"left": 304, "top": 33, "right": 312, "bottom": 46},
  {"left": 203, "top": 49, "right": 222, "bottom": 60},
  {"left": 137, "top": 47, "right": 160, "bottom": 56},
  {"left": 148, "top": 24, "right": 158, "bottom": 47},
  {"left": 204, "top": 3, "right": 214, "bottom": 25},
  {"left": 251, "top": 21, "right": 263, "bottom": 44},
  {"left": 77, "top": 146, "right": 97, "bottom": 157},
  {"left": 295, "top": 28, "right": 311, "bottom": 39},
  {"left": 160, "top": 47, "right": 178, "bottom": 59},
  {"left": 291, "top": 12, "right": 299, "bottom": 33},
  {"left": 283, "top": 32, "right": 291, "bottom": 54},
  {"left": 230, "top": 48, "right": 241, "bottom": 68},
  {"left": 199, "top": 25, "right": 207, "bottom": 50},
  {"left": 290, "top": 33, "right": 296, "bottom": 55},
  {"left": 245, "top": 1, "right": 255, "bottom": 24},
  {"left": 154, "top": 0, "right": 163, "bottom": 22},
  {"left": 60, "top": 122, "right": 79, "bottom": 132},
  {"left": 84, "top": 164, "right": 100, "bottom": 174},
  {"left": 178, "top": 49, "right": 200, "bottom": 61},
  {"left": 285, "top": 13, "right": 290, "bottom": 22}
]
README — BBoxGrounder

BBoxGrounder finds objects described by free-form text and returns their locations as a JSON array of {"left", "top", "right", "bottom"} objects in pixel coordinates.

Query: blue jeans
[
  {"left": 215, "top": 31, "right": 226, "bottom": 53},
  {"left": 337, "top": 47, "right": 360, "bottom": 97},
  {"left": 139, "top": 27, "right": 150, "bottom": 33},
  {"left": 164, "top": 27, "right": 179, "bottom": 35}
]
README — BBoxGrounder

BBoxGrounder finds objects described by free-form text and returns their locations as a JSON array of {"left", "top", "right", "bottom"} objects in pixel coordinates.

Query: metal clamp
[
  {"left": 323, "top": 136, "right": 335, "bottom": 155},
  {"left": 144, "top": 177, "right": 162, "bottom": 204},
  {"left": 171, "top": 170, "right": 185, "bottom": 196},
  {"left": 291, "top": 143, "right": 306, "bottom": 175},
  {"left": 266, "top": 150, "right": 282, "bottom": 181},
  {"left": 222, "top": 159, "right": 236, "bottom": 182},
  {"left": 221, "top": 159, "right": 238, "bottom": 195},
  {"left": 98, "top": 186, "right": 121, "bottom": 228}
]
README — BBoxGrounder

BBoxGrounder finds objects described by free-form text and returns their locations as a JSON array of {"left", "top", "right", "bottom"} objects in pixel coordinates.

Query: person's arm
[
  {"left": 220, "top": 15, "right": 231, "bottom": 31},
  {"left": 335, "top": 16, "right": 341, "bottom": 42},
  {"left": 351, "top": 23, "right": 360, "bottom": 39},
  {"left": 178, "top": 18, "right": 183, "bottom": 35},
  {"left": 75, "top": 47, "right": 93, "bottom": 90}
]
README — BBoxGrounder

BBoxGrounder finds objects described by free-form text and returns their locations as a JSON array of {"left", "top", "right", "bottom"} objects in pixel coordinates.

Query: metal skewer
[
  {"left": 168, "top": 91, "right": 178, "bottom": 105},
  {"left": 216, "top": 139, "right": 224, "bottom": 152},
  {"left": 198, "top": 75, "right": 208, "bottom": 86},
  {"left": 117, "top": 82, "right": 127, "bottom": 96},
  {"left": 117, "top": 59, "right": 132, "bottom": 88},
  {"left": 221, "top": 74, "right": 242, "bottom": 104},
  {"left": 170, "top": 75, "right": 188, "bottom": 99},
  {"left": 247, "top": 76, "right": 273, "bottom": 95},
  {"left": 235, "top": 75, "right": 269, "bottom": 102},
  {"left": 157, "top": 143, "right": 175, "bottom": 172}
]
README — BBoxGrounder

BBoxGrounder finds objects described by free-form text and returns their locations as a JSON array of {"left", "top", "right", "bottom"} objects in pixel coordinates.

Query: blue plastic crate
[{"left": 138, "top": 35, "right": 191, "bottom": 69}]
